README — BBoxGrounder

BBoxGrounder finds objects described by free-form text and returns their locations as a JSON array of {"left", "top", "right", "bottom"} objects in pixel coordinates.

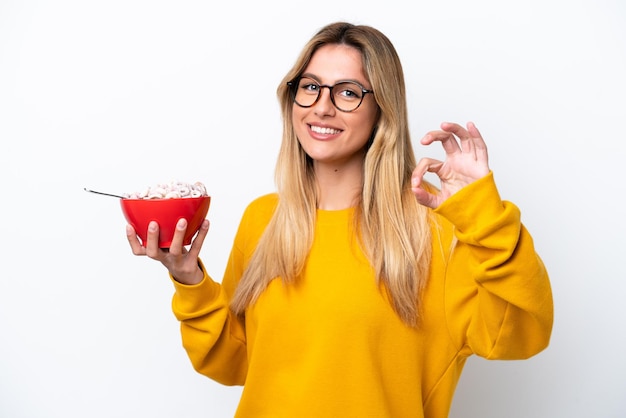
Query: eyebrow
[{"left": 300, "top": 72, "right": 371, "bottom": 89}]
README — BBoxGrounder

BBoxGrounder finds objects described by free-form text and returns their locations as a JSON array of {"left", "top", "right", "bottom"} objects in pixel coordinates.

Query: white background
[{"left": 1, "top": 0, "right": 625, "bottom": 417}]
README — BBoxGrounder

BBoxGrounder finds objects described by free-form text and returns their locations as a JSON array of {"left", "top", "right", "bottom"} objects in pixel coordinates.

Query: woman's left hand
[{"left": 411, "top": 121, "right": 491, "bottom": 208}]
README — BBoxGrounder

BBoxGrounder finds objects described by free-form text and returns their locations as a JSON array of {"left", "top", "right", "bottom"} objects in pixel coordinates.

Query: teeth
[{"left": 311, "top": 125, "right": 341, "bottom": 135}]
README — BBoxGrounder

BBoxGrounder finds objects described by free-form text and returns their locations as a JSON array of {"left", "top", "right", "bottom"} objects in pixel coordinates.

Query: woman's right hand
[{"left": 126, "top": 218, "right": 210, "bottom": 285}]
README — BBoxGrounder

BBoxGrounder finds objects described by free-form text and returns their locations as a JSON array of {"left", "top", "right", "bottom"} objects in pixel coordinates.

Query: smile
[{"left": 310, "top": 125, "right": 342, "bottom": 135}]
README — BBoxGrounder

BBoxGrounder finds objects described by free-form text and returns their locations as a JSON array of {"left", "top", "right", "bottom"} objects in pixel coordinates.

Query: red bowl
[{"left": 120, "top": 196, "right": 211, "bottom": 248}]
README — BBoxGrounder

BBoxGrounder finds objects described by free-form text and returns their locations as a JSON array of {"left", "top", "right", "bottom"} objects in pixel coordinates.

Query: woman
[{"left": 127, "top": 22, "right": 553, "bottom": 418}]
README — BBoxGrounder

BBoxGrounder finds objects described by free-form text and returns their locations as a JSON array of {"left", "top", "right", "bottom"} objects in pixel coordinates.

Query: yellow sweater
[{"left": 171, "top": 173, "right": 553, "bottom": 418}]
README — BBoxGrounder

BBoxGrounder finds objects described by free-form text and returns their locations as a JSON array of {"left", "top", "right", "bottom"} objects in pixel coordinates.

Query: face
[{"left": 292, "top": 44, "right": 379, "bottom": 170}]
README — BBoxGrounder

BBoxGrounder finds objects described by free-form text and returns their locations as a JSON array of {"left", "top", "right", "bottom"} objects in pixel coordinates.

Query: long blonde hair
[{"left": 231, "top": 22, "right": 433, "bottom": 327}]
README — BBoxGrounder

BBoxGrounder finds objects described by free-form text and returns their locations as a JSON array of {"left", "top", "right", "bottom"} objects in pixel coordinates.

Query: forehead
[{"left": 303, "top": 44, "right": 368, "bottom": 84}]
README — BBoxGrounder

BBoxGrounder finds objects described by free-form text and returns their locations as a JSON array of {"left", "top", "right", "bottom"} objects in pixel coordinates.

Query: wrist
[{"left": 172, "top": 262, "right": 204, "bottom": 285}]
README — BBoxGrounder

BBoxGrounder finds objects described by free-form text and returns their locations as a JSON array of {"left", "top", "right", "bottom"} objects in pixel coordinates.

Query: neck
[{"left": 314, "top": 157, "right": 364, "bottom": 211}]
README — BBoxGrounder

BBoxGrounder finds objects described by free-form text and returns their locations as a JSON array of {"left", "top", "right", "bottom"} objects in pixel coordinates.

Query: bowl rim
[{"left": 120, "top": 195, "right": 210, "bottom": 201}]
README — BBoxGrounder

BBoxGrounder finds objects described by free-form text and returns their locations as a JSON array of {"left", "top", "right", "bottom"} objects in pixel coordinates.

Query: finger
[
  {"left": 168, "top": 218, "right": 189, "bottom": 256},
  {"left": 412, "top": 186, "right": 439, "bottom": 209},
  {"left": 441, "top": 121, "right": 476, "bottom": 154},
  {"left": 126, "top": 224, "right": 146, "bottom": 255},
  {"left": 411, "top": 163, "right": 442, "bottom": 209},
  {"left": 420, "top": 130, "right": 462, "bottom": 155},
  {"left": 466, "top": 121, "right": 488, "bottom": 160},
  {"left": 145, "top": 221, "right": 162, "bottom": 258},
  {"left": 187, "top": 219, "right": 210, "bottom": 259},
  {"left": 411, "top": 158, "right": 444, "bottom": 188},
  {"left": 440, "top": 121, "right": 467, "bottom": 137}
]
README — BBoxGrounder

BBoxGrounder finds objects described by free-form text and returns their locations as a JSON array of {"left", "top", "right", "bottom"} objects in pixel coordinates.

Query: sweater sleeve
[
  {"left": 434, "top": 172, "right": 554, "bottom": 360},
  {"left": 171, "top": 255, "right": 248, "bottom": 386}
]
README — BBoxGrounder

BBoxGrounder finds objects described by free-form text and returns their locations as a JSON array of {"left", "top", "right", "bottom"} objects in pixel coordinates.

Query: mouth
[{"left": 309, "top": 124, "right": 342, "bottom": 135}]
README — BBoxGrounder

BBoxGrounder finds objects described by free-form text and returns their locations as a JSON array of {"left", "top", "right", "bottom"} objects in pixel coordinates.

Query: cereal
[{"left": 123, "top": 181, "right": 207, "bottom": 199}]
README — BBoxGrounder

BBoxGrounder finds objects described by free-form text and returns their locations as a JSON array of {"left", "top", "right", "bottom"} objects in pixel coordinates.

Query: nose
[{"left": 313, "top": 86, "right": 336, "bottom": 116}]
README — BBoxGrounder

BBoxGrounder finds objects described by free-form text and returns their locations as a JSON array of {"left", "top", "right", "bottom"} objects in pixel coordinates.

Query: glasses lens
[
  {"left": 295, "top": 78, "right": 320, "bottom": 107},
  {"left": 332, "top": 82, "right": 364, "bottom": 112}
]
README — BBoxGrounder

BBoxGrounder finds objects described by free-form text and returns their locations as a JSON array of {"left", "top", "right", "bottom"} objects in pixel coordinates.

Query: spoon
[{"left": 84, "top": 187, "right": 125, "bottom": 199}]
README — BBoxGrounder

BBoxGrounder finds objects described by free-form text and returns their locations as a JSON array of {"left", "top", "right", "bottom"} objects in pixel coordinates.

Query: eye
[
  {"left": 335, "top": 82, "right": 362, "bottom": 100},
  {"left": 298, "top": 78, "right": 320, "bottom": 94}
]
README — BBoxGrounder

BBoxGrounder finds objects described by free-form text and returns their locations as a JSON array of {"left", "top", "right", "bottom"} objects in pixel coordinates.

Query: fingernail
[
  {"left": 177, "top": 218, "right": 187, "bottom": 229},
  {"left": 148, "top": 221, "right": 158, "bottom": 232}
]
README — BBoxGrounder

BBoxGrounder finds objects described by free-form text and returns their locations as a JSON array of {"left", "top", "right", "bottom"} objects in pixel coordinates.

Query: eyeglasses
[{"left": 287, "top": 77, "right": 374, "bottom": 113}]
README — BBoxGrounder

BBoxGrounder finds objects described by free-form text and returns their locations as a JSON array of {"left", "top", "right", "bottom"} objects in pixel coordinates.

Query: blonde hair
[{"left": 231, "top": 22, "right": 433, "bottom": 327}]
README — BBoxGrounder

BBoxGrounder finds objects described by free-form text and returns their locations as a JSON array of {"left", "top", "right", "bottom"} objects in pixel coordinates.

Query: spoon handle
[{"left": 84, "top": 188, "right": 124, "bottom": 199}]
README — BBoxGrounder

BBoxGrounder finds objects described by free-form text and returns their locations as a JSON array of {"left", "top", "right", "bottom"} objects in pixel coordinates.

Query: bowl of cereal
[{"left": 120, "top": 181, "right": 211, "bottom": 248}]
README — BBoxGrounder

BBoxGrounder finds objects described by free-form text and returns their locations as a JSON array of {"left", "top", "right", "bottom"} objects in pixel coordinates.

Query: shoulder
[
  {"left": 244, "top": 193, "right": 279, "bottom": 216},
  {"left": 232, "top": 193, "right": 278, "bottom": 251},
  {"left": 238, "top": 193, "right": 279, "bottom": 230}
]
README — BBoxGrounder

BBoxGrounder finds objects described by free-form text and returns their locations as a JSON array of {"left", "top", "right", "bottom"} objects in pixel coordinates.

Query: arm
[
  {"left": 437, "top": 174, "right": 553, "bottom": 359},
  {"left": 170, "top": 194, "right": 278, "bottom": 384},
  {"left": 413, "top": 122, "right": 553, "bottom": 359},
  {"left": 126, "top": 206, "right": 253, "bottom": 385},
  {"left": 171, "top": 258, "right": 248, "bottom": 385}
]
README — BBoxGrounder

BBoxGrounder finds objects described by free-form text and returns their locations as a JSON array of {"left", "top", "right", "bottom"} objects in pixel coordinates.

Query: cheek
[
  {"left": 355, "top": 110, "right": 379, "bottom": 138},
  {"left": 291, "top": 107, "right": 308, "bottom": 137},
  {"left": 367, "top": 105, "right": 380, "bottom": 129}
]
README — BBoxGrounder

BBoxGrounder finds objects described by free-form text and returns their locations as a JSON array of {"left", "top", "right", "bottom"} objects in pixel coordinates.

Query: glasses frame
[{"left": 287, "top": 77, "right": 374, "bottom": 113}]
